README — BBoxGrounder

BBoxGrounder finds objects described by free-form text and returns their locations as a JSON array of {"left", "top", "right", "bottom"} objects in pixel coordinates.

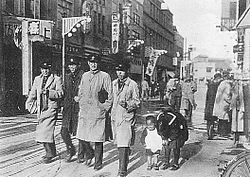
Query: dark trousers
[
  {"left": 78, "top": 140, "right": 103, "bottom": 167},
  {"left": 61, "top": 127, "right": 74, "bottom": 151},
  {"left": 78, "top": 140, "right": 94, "bottom": 159},
  {"left": 185, "top": 103, "right": 193, "bottom": 122},
  {"left": 162, "top": 141, "right": 180, "bottom": 165},
  {"left": 43, "top": 142, "right": 56, "bottom": 158},
  {"left": 118, "top": 147, "right": 130, "bottom": 175}
]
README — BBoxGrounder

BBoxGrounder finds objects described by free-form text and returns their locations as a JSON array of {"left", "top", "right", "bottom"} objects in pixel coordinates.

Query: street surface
[{"left": 0, "top": 83, "right": 244, "bottom": 177}]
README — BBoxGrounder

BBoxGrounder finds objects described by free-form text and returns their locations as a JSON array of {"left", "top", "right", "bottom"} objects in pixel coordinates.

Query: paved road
[{"left": 0, "top": 83, "right": 240, "bottom": 177}]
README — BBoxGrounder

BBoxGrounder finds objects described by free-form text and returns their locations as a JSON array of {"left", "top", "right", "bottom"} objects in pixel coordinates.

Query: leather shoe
[
  {"left": 160, "top": 163, "right": 170, "bottom": 170},
  {"left": 85, "top": 158, "right": 93, "bottom": 166},
  {"left": 65, "top": 148, "right": 76, "bottom": 162},
  {"left": 94, "top": 165, "right": 102, "bottom": 171},
  {"left": 43, "top": 157, "right": 53, "bottom": 164},
  {"left": 169, "top": 164, "right": 179, "bottom": 171},
  {"left": 76, "top": 158, "right": 85, "bottom": 163}
]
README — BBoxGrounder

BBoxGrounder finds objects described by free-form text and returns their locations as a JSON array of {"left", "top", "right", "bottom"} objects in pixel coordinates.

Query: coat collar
[
  {"left": 114, "top": 77, "right": 131, "bottom": 95},
  {"left": 39, "top": 74, "right": 55, "bottom": 89}
]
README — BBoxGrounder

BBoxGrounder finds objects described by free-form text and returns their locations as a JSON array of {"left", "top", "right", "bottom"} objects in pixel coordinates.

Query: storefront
[{"left": 235, "top": 5, "right": 250, "bottom": 141}]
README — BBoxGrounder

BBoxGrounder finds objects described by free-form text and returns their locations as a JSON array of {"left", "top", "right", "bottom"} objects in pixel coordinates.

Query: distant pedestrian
[
  {"left": 204, "top": 73, "right": 222, "bottom": 136},
  {"left": 141, "top": 78, "right": 149, "bottom": 101},
  {"left": 158, "top": 78, "right": 166, "bottom": 101},
  {"left": 150, "top": 80, "right": 156, "bottom": 98},
  {"left": 213, "top": 71, "right": 233, "bottom": 137},
  {"left": 75, "top": 54, "right": 113, "bottom": 170},
  {"left": 181, "top": 76, "right": 197, "bottom": 122},
  {"left": 61, "top": 58, "right": 84, "bottom": 162},
  {"left": 157, "top": 106, "right": 188, "bottom": 171},
  {"left": 167, "top": 76, "right": 182, "bottom": 112},
  {"left": 140, "top": 115, "right": 162, "bottom": 171},
  {"left": 25, "top": 61, "right": 63, "bottom": 164},
  {"left": 111, "top": 61, "right": 140, "bottom": 177}
]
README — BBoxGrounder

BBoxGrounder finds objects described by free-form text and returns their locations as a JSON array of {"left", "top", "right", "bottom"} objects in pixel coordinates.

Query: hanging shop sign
[{"left": 111, "top": 12, "right": 120, "bottom": 54}]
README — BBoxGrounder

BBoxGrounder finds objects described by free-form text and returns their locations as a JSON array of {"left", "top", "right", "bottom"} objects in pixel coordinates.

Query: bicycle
[{"left": 220, "top": 144, "right": 250, "bottom": 177}]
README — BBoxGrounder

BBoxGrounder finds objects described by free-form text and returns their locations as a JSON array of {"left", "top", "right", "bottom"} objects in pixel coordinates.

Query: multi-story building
[
  {"left": 192, "top": 55, "right": 232, "bottom": 82},
  {"left": 143, "top": 0, "right": 175, "bottom": 82},
  {"left": 173, "top": 26, "right": 184, "bottom": 78},
  {"left": 0, "top": 0, "right": 114, "bottom": 115}
]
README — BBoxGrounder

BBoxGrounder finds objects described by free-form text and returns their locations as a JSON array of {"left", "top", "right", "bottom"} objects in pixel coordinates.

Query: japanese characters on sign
[
  {"left": 28, "top": 20, "right": 53, "bottom": 40},
  {"left": 145, "top": 49, "right": 167, "bottom": 76},
  {"left": 112, "top": 12, "right": 120, "bottom": 54}
]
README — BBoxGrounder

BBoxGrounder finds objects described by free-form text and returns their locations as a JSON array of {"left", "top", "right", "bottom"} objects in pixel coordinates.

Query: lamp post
[{"left": 62, "top": 16, "right": 91, "bottom": 81}]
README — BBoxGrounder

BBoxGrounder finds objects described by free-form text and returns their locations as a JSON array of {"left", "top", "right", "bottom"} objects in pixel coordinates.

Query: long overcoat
[
  {"left": 204, "top": 80, "right": 222, "bottom": 120},
  {"left": 26, "top": 74, "right": 63, "bottom": 143},
  {"left": 230, "top": 80, "right": 244, "bottom": 132},
  {"left": 181, "top": 80, "right": 196, "bottom": 110},
  {"left": 62, "top": 70, "right": 84, "bottom": 135},
  {"left": 76, "top": 70, "right": 113, "bottom": 142},
  {"left": 213, "top": 79, "right": 232, "bottom": 120},
  {"left": 111, "top": 77, "right": 140, "bottom": 147}
]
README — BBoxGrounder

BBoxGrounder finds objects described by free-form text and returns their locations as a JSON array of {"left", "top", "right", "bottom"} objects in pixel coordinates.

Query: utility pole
[{"left": 0, "top": 2, "right": 5, "bottom": 116}]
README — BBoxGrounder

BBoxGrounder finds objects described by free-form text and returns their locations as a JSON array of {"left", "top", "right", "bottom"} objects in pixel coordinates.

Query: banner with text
[
  {"left": 145, "top": 48, "right": 167, "bottom": 76},
  {"left": 111, "top": 12, "right": 120, "bottom": 54}
]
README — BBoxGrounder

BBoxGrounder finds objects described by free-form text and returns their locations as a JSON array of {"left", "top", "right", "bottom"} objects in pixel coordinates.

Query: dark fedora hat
[
  {"left": 87, "top": 54, "right": 101, "bottom": 63},
  {"left": 40, "top": 61, "right": 52, "bottom": 69}
]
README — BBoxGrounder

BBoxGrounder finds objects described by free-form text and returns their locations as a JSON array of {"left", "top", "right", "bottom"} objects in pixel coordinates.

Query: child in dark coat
[
  {"left": 157, "top": 106, "right": 188, "bottom": 170},
  {"left": 140, "top": 116, "right": 162, "bottom": 170}
]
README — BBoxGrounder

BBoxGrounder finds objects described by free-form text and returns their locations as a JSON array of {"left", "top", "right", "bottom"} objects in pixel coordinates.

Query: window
[
  {"left": 6, "top": 0, "right": 14, "bottom": 14},
  {"left": 102, "top": 15, "right": 105, "bottom": 35},
  {"left": 98, "top": 13, "right": 101, "bottom": 33},
  {"left": 206, "top": 67, "right": 213, "bottom": 72},
  {"left": 133, "top": 13, "right": 140, "bottom": 25}
]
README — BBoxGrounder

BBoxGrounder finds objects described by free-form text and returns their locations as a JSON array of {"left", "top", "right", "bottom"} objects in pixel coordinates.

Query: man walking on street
[
  {"left": 61, "top": 58, "right": 84, "bottom": 162},
  {"left": 111, "top": 60, "right": 140, "bottom": 177},
  {"left": 158, "top": 78, "right": 166, "bottom": 102},
  {"left": 75, "top": 54, "right": 113, "bottom": 170},
  {"left": 141, "top": 78, "right": 149, "bottom": 101},
  {"left": 26, "top": 61, "right": 63, "bottom": 164}
]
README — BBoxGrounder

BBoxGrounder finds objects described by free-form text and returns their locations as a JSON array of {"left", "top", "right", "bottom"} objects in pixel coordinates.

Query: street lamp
[{"left": 62, "top": 16, "right": 91, "bottom": 81}]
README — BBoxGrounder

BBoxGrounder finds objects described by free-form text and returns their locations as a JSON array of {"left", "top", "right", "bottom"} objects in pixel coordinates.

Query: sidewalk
[{"left": 0, "top": 98, "right": 245, "bottom": 177}]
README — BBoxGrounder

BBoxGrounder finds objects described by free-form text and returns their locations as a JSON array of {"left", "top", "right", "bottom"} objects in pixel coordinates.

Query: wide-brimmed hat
[
  {"left": 40, "top": 61, "right": 52, "bottom": 69},
  {"left": 87, "top": 54, "right": 101, "bottom": 63}
]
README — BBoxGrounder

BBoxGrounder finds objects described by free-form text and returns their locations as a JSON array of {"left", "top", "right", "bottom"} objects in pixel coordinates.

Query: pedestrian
[
  {"left": 158, "top": 78, "right": 166, "bottom": 102},
  {"left": 167, "top": 76, "right": 182, "bottom": 112},
  {"left": 75, "top": 54, "right": 113, "bottom": 170},
  {"left": 230, "top": 77, "right": 244, "bottom": 146},
  {"left": 111, "top": 61, "right": 140, "bottom": 177},
  {"left": 181, "top": 76, "right": 197, "bottom": 122},
  {"left": 150, "top": 80, "right": 156, "bottom": 98},
  {"left": 213, "top": 71, "right": 233, "bottom": 137},
  {"left": 25, "top": 61, "right": 64, "bottom": 164},
  {"left": 157, "top": 106, "right": 188, "bottom": 171},
  {"left": 204, "top": 73, "right": 222, "bottom": 137},
  {"left": 140, "top": 115, "right": 162, "bottom": 171},
  {"left": 61, "top": 58, "right": 84, "bottom": 162},
  {"left": 141, "top": 78, "right": 149, "bottom": 101}
]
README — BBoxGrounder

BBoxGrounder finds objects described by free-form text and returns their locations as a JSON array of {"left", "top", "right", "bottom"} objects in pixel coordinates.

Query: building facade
[{"left": 143, "top": 0, "right": 175, "bottom": 82}]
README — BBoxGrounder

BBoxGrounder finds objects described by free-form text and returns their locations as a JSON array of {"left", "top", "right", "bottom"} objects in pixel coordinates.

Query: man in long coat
[
  {"left": 75, "top": 54, "right": 113, "bottom": 170},
  {"left": 61, "top": 58, "right": 84, "bottom": 162},
  {"left": 181, "top": 77, "right": 197, "bottom": 122},
  {"left": 213, "top": 72, "right": 233, "bottom": 136},
  {"left": 26, "top": 62, "right": 63, "bottom": 163},
  {"left": 111, "top": 61, "right": 140, "bottom": 177}
]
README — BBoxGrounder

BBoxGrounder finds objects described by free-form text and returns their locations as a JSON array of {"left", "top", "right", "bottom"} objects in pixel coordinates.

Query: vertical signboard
[{"left": 111, "top": 12, "right": 120, "bottom": 54}]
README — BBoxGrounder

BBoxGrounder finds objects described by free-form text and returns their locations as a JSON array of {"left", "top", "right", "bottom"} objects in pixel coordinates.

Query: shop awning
[{"left": 166, "top": 71, "right": 175, "bottom": 78}]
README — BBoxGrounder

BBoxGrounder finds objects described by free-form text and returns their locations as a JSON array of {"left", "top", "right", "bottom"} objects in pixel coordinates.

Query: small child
[{"left": 140, "top": 115, "right": 162, "bottom": 170}]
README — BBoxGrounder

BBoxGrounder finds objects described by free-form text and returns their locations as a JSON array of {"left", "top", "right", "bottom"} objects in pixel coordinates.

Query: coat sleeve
[
  {"left": 127, "top": 82, "right": 140, "bottom": 112},
  {"left": 48, "top": 77, "right": 64, "bottom": 99},
  {"left": 140, "top": 128, "right": 147, "bottom": 145},
  {"left": 25, "top": 77, "right": 38, "bottom": 111},
  {"left": 101, "top": 74, "right": 113, "bottom": 111}
]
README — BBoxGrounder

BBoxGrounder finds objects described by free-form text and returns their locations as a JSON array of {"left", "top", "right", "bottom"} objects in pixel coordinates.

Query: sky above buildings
[{"left": 162, "top": 0, "right": 237, "bottom": 60}]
